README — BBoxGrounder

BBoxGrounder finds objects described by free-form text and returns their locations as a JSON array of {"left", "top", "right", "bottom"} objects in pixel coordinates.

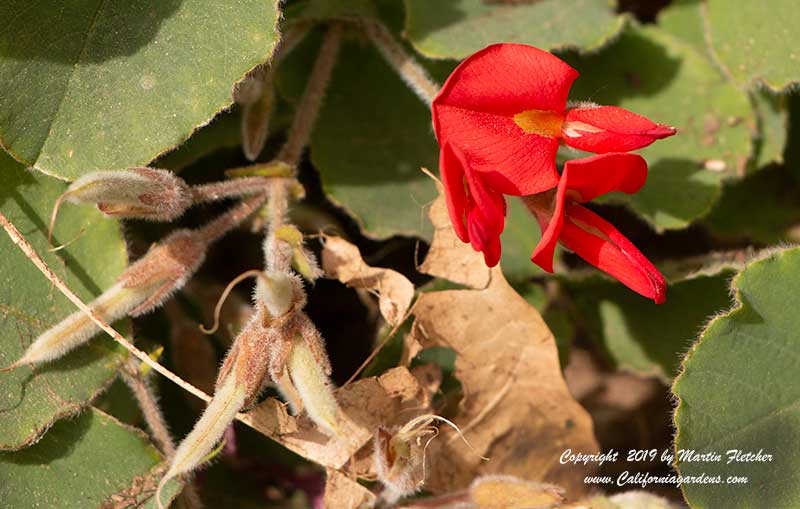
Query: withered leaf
[
  {"left": 322, "top": 235, "right": 415, "bottom": 325},
  {"left": 241, "top": 367, "right": 431, "bottom": 469},
  {"left": 324, "top": 468, "right": 376, "bottom": 509},
  {"left": 408, "top": 188, "right": 599, "bottom": 496},
  {"left": 418, "top": 188, "right": 491, "bottom": 289}
]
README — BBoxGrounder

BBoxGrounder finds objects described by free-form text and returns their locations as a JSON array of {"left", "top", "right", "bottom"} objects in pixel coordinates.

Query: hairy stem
[
  {"left": 195, "top": 192, "right": 269, "bottom": 245},
  {"left": 121, "top": 358, "right": 177, "bottom": 456},
  {"left": 278, "top": 24, "right": 343, "bottom": 167},
  {"left": 360, "top": 18, "right": 440, "bottom": 107},
  {"left": 190, "top": 177, "right": 271, "bottom": 203},
  {"left": 265, "top": 24, "right": 343, "bottom": 272}
]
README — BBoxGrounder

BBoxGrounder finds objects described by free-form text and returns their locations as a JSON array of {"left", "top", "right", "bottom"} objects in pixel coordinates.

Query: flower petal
[
  {"left": 432, "top": 44, "right": 576, "bottom": 195},
  {"left": 434, "top": 43, "right": 578, "bottom": 116},
  {"left": 560, "top": 204, "right": 666, "bottom": 303},
  {"left": 439, "top": 142, "right": 470, "bottom": 243},
  {"left": 467, "top": 204, "right": 503, "bottom": 267},
  {"left": 563, "top": 106, "right": 676, "bottom": 153},
  {"left": 562, "top": 152, "right": 648, "bottom": 202}
]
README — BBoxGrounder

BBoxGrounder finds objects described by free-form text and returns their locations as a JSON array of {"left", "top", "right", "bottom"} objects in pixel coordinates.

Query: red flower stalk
[
  {"left": 431, "top": 43, "right": 676, "bottom": 196},
  {"left": 527, "top": 153, "right": 666, "bottom": 304}
]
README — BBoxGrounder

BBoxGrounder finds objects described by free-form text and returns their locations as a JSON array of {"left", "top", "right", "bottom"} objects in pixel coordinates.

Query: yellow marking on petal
[{"left": 512, "top": 109, "right": 564, "bottom": 137}]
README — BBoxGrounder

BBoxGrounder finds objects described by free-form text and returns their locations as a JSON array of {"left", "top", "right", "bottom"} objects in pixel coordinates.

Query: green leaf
[
  {"left": 404, "top": 0, "right": 626, "bottom": 60},
  {"left": 674, "top": 247, "right": 800, "bottom": 508},
  {"left": 152, "top": 109, "right": 243, "bottom": 171},
  {"left": 499, "top": 196, "right": 546, "bottom": 282},
  {"left": 703, "top": 0, "right": 800, "bottom": 91},
  {"left": 705, "top": 164, "right": 800, "bottom": 244},
  {"left": 0, "top": 0, "right": 280, "bottom": 180},
  {"left": 0, "top": 407, "right": 180, "bottom": 508},
  {"left": 563, "top": 24, "right": 754, "bottom": 230},
  {"left": 276, "top": 31, "right": 447, "bottom": 239},
  {"left": 570, "top": 270, "right": 734, "bottom": 380},
  {"left": 0, "top": 151, "right": 128, "bottom": 450}
]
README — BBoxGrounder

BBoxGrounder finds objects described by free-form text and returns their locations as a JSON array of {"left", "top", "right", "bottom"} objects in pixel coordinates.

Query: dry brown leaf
[
  {"left": 241, "top": 367, "right": 431, "bottom": 470},
  {"left": 322, "top": 236, "right": 415, "bottom": 325},
  {"left": 418, "top": 189, "right": 491, "bottom": 289},
  {"left": 407, "top": 187, "right": 599, "bottom": 496},
  {"left": 324, "top": 468, "right": 376, "bottom": 509}
]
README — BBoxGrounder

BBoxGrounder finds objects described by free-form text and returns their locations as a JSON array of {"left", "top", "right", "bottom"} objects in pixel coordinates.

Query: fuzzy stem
[
  {"left": 121, "top": 358, "right": 176, "bottom": 456},
  {"left": 190, "top": 177, "right": 271, "bottom": 203},
  {"left": 121, "top": 360, "right": 205, "bottom": 509},
  {"left": 360, "top": 18, "right": 440, "bottom": 107},
  {"left": 264, "top": 24, "right": 343, "bottom": 273},
  {"left": 195, "top": 192, "right": 269, "bottom": 245},
  {"left": 277, "top": 24, "right": 342, "bottom": 167}
]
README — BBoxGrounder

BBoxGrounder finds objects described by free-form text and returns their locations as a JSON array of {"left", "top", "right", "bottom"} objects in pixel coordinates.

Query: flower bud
[
  {"left": 157, "top": 372, "right": 248, "bottom": 509},
  {"left": 255, "top": 271, "right": 302, "bottom": 318},
  {"left": 7, "top": 230, "right": 206, "bottom": 369},
  {"left": 469, "top": 475, "right": 564, "bottom": 509},
  {"left": 63, "top": 167, "right": 191, "bottom": 221},
  {"left": 284, "top": 336, "right": 340, "bottom": 436}
]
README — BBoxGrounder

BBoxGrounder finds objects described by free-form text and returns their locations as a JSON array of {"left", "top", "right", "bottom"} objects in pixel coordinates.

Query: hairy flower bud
[
  {"left": 284, "top": 336, "right": 340, "bottom": 436},
  {"left": 8, "top": 230, "right": 206, "bottom": 369},
  {"left": 63, "top": 167, "right": 191, "bottom": 221},
  {"left": 469, "top": 475, "right": 564, "bottom": 509}
]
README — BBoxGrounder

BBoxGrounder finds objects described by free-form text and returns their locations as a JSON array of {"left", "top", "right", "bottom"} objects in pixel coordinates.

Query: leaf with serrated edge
[
  {"left": 0, "top": 0, "right": 280, "bottom": 180},
  {"left": 674, "top": 247, "right": 800, "bottom": 508},
  {"left": 0, "top": 151, "right": 128, "bottom": 450}
]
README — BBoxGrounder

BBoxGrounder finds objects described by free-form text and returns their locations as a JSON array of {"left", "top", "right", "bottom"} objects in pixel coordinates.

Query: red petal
[
  {"left": 531, "top": 189, "right": 566, "bottom": 274},
  {"left": 432, "top": 44, "right": 576, "bottom": 195},
  {"left": 462, "top": 148, "right": 506, "bottom": 235},
  {"left": 563, "top": 106, "right": 676, "bottom": 153},
  {"left": 439, "top": 143, "right": 469, "bottom": 243},
  {"left": 561, "top": 152, "right": 648, "bottom": 202},
  {"left": 434, "top": 44, "right": 578, "bottom": 116},
  {"left": 467, "top": 205, "right": 503, "bottom": 267},
  {"left": 560, "top": 204, "right": 666, "bottom": 303},
  {"left": 531, "top": 153, "right": 646, "bottom": 272}
]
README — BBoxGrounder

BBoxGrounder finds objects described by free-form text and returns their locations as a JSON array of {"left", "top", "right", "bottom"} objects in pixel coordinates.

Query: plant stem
[
  {"left": 121, "top": 358, "right": 177, "bottom": 456},
  {"left": 195, "top": 192, "right": 269, "bottom": 245},
  {"left": 265, "top": 23, "right": 343, "bottom": 272},
  {"left": 190, "top": 177, "right": 270, "bottom": 203},
  {"left": 360, "top": 18, "right": 440, "bottom": 107}
]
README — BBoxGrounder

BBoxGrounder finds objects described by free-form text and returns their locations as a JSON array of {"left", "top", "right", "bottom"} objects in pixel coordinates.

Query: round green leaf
[
  {"left": 0, "top": 151, "right": 128, "bottom": 449},
  {"left": 704, "top": 0, "right": 800, "bottom": 91},
  {"left": 0, "top": 0, "right": 280, "bottom": 180},
  {"left": 404, "top": 0, "right": 626, "bottom": 60},
  {"left": 0, "top": 407, "right": 180, "bottom": 508},
  {"left": 674, "top": 247, "right": 800, "bottom": 508}
]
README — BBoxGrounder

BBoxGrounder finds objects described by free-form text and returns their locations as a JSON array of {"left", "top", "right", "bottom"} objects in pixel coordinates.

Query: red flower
[
  {"left": 527, "top": 153, "right": 666, "bottom": 304},
  {"left": 431, "top": 43, "right": 676, "bottom": 197}
]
